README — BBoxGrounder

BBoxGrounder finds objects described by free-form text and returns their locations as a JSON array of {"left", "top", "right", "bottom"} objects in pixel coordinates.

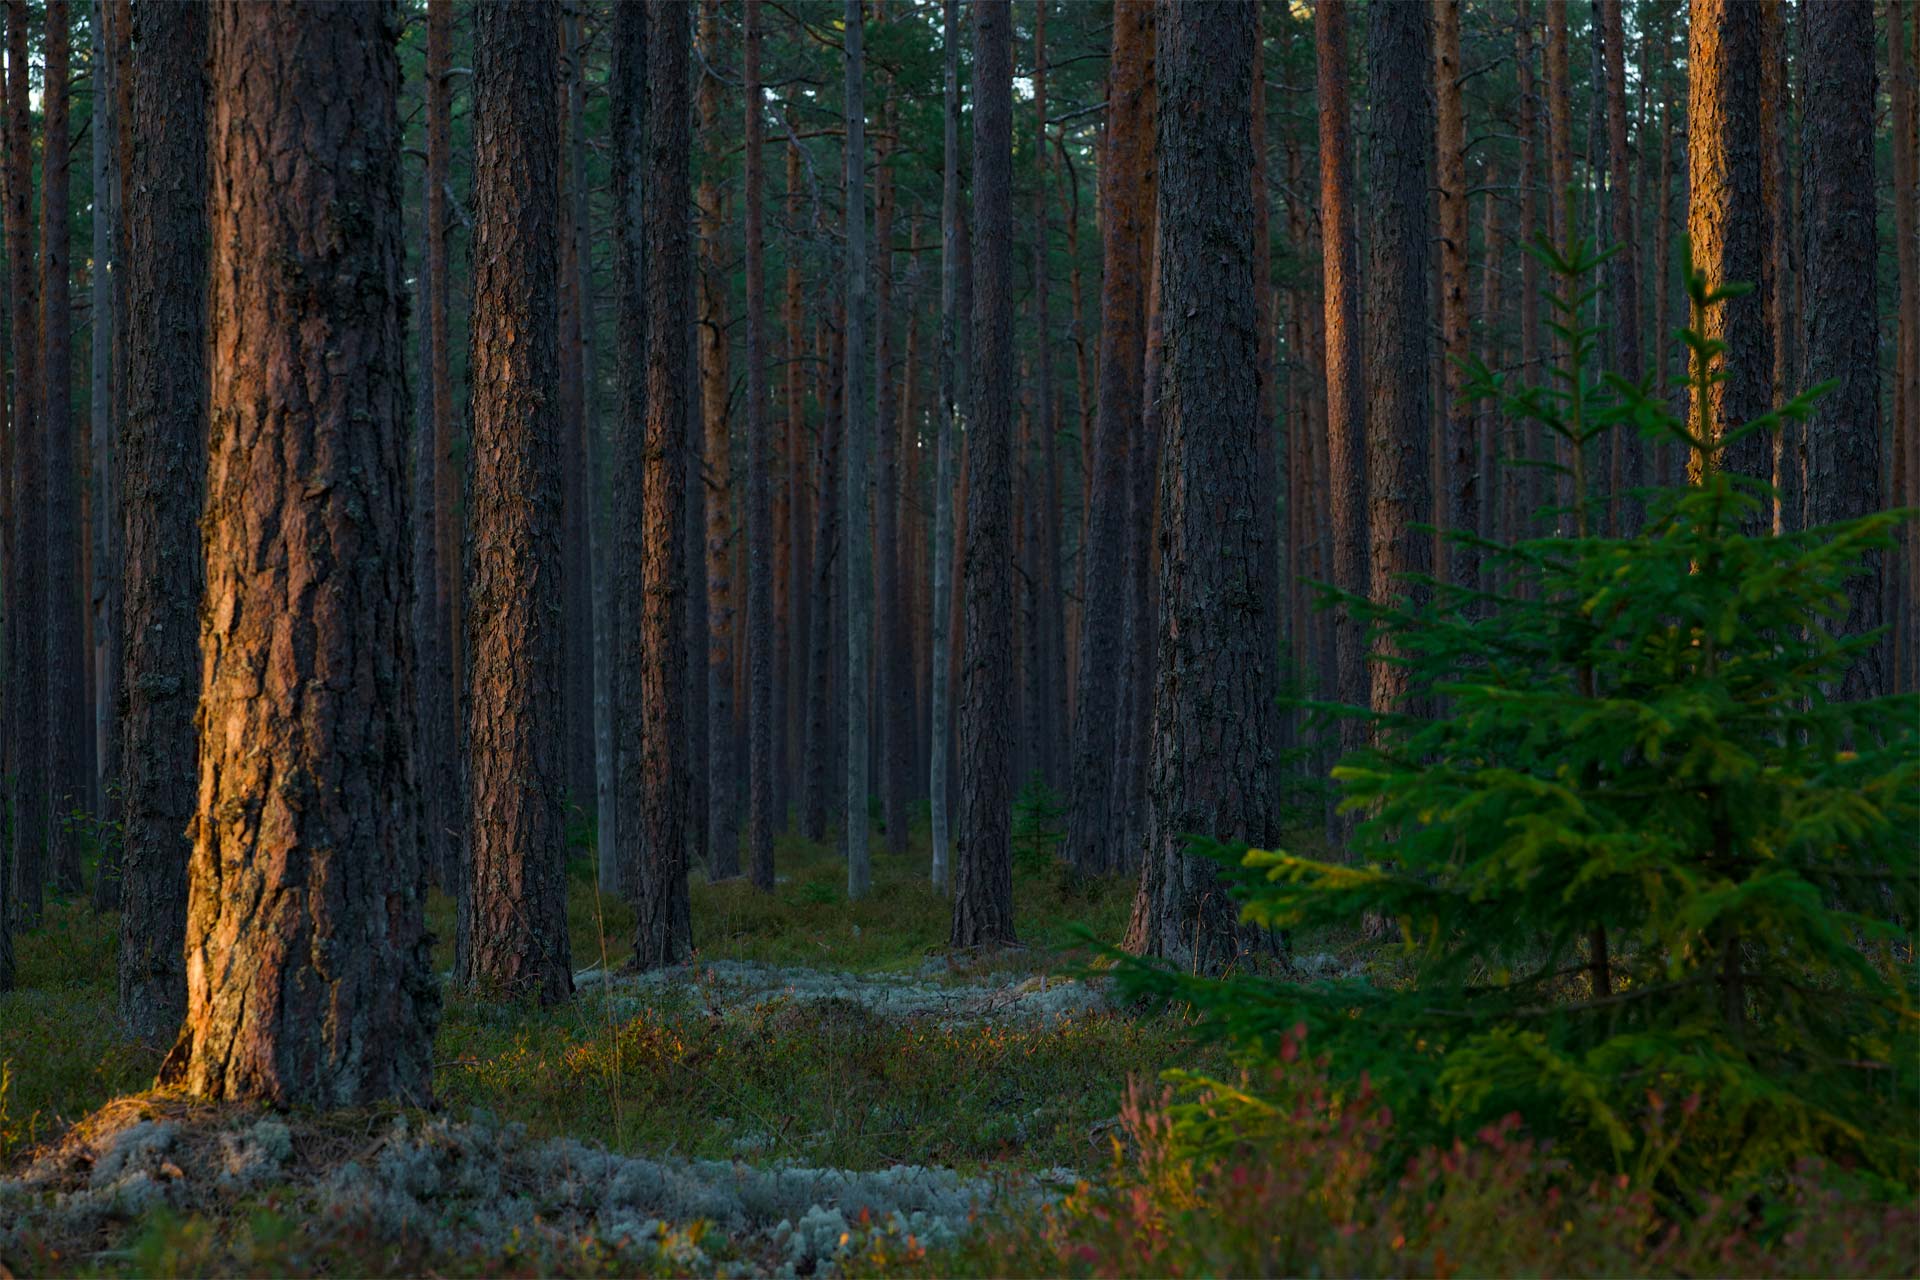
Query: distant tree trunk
[
  {"left": 118, "top": 0, "right": 203, "bottom": 1039},
  {"left": 610, "top": 0, "right": 646, "bottom": 897},
  {"left": 1365, "top": 0, "right": 1433, "bottom": 716},
  {"left": 1515, "top": 0, "right": 1545, "bottom": 525},
  {"left": 462, "top": 1, "right": 571, "bottom": 1006},
  {"left": 558, "top": 7, "right": 596, "bottom": 834},
  {"left": 952, "top": 0, "right": 1015, "bottom": 948},
  {"left": 744, "top": 0, "right": 775, "bottom": 891},
  {"left": 1027, "top": 0, "right": 1067, "bottom": 794},
  {"left": 1116, "top": 232, "right": 1165, "bottom": 868},
  {"left": 1124, "top": 0, "right": 1269, "bottom": 973},
  {"left": 166, "top": 0, "right": 436, "bottom": 1104},
  {"left": 1318, "top": 0, "right": 1366, "bottom": 760},
  {"left": 687, "top": 300, "right": 710, "bottom": 876},
  {"left": 1249, "top": 6, "right": 1278, "bottom": 793},
  {"left": 768, "top": 116, "right": 792, "bottom": 849},
  {"left": 42, "top": 0, "right": 84, "bottom": 894},
  {"left": 1063, "top": 0, "right": 1152, "bottom": 877},
  {"left": 1479, "top": 162, "right": 1504, "bottom": 557},
  {"left": 803, "top": 313, "right": 843, "bottom": 844},
  {"left": 931, "top": 0, "right": 964, "bottom": 892},
  {"left": 1763, "top": 0, "right": 1797, "bottom": 533},
  {"left": 843, "top": 0, "right": 873, "bottom": 898},
  {"left": 1544, "top": 0, "right": 1573, "bottom": 524},
  {"left": 625, "top": 0, "right": 695, "bottom": 969},
  {"left": 1434, "top": 0, "right": 1473, "bottom": 595},
  {"left": 1600, "top": 0, "right": 1640, "bottom": 530},
  {"left": 8, "top": 0, "right": 48, "bottom": 926},
  {"left": 1802, "top": 0, "right": 1883, "bottom": 701},
  {"left": 1685, "top": 0, "right": 1769, "bottom": 488},
  {"left": 89, "top": 0, "right": 123, "bottom": 915},
  {"left": 427, "top": 0, "right": 460, "bottom": 893},
  {"left": 785, "top": 134, "right": 811, "bottom": 835}
]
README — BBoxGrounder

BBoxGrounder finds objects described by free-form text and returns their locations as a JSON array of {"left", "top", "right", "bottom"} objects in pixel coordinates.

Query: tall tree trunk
[
  {"left": 1027, "top": 0, "right": 1067, "bottom": 794},
  {"left": 89, "top": 0, "right": 124, "bottom": 915},
  {"left": 116, "top": 0, "right": 204, "bottom": 1042},
  {"left": 426, "top": 0, "right": 460, "bottom": 893},
  {"left": 1889, "top": 0, "right": 1919, "bottom": 690},
  {"left": 953, "top": 0, "right": 1015, "bottom": 948},
  {"left": 1434, "top": 0, "right": 1473, "bottom": 594},
  {"left": 1685, "top": 0, "right": 1769, "bottom": 488},
  {"left": 1063, "top": 0, "right": 1152, "bottom": 877},
  {"left": 1318, "top": 0, "right": 1365, "bottom": 718},
  {"left": 43, "top": 0, "right": 84, "bottom": 893},
  {"left": 166, "top": 0, "right": 436, "bottom": 1104},
  {"left": 874, "top": 40, "right": 912, "bottom": 858},
  {"left": 803, "top": 313, "right": 843, "bottom": 844},
  {"left": 842, "top": 0, "right": 873, "bottom": 897},
  {"left": 8, "top": 0, "right": 47, "bottom": 926},
  {"left": 462, "top": 0, "right": 571, "bottom": 1006},
  {"left": 558, "top": 7, "right": 596, "bottom": 833},
  {"left": 1365, "top": 0, "right": 1433, "bottom": 716},
  {"left": 1764, "top": 0, "right": 1797, "bottom": 533},
  {"left": 931, "top": 0, "right": 964, "bottom": 892},
  {"left": 785, "top": 134, "right": 810, "bottom": 834},
  {"left": 744, "top": 0, "right": 775, "bottom": 891},
  {"left": 1124, "top": 0, "right": 1269, "bottom": 973},
  {"left": 1515, "top": 0, "right": 1545, "bottom": 527},
  {"left": 1544, "top": 0, "right": 1573, "bottom": 525},
  {"left": 1801, "top": 0, "right": 1883, "bottom": 701},
  {"left": 1600, "top": 0, "right": 1640, "bottom": 530},
  {"left": 621, "top": 0, "right": 695, "bottom": 969},
  {"left": 694, "top": 0, "right": 737, "bottom": 879}
]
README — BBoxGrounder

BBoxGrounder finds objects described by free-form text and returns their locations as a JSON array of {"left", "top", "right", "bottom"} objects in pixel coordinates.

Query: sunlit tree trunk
[
  {"left": 167, "top": 0, "right": 436, "bottom": 1104},
  {"left": 953, "top": 0, "right": 1015, "bottom": 948}
]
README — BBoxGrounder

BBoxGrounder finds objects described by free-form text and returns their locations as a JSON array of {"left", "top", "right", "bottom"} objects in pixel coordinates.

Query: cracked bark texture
[
  {"left": 951, "top": 0, "right": 1014, "bottom": 949},
  {"left": 1800, "top": 0, "right": 1884, "bottom": 700},
  {"left": 1064, "top": 0, "right": 1152, "bottom": 877},
  {"left": 623, "top": 0, "right": 694, "bottom": 970},
  {"left": 167, "top": 0, "right": 436, "bottom": 1105},
  {"left": 1122, "top": 0, "right": 1270, "bottom": 975},
  {"left": 118, "top": 0, "right": 205, "bottom": 1044},
  {"left": 460, "top": 0, "right": 572, "bottom": 1007},
  {"left": 1363, "top": 0, "right": 1432, "bottom": 717}
]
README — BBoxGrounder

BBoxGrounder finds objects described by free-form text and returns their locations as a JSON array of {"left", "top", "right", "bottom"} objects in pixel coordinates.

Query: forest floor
[{"left": 0, "top": 816, "right": 1264, "bottom": 1277}]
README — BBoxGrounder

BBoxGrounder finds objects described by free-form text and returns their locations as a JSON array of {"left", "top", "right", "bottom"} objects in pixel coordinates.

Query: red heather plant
[{"left": 971, "top": 1028, "right": 1918, "bottom": 1280}]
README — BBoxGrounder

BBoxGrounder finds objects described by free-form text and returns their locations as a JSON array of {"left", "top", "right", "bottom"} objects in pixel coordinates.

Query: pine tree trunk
[
  {"left": 842, "top": 0, "right": 873, "bottom": 897},
  {"left": 1515, "top": 0, "right": 1546, "bottom": 527},
  {"left": 1686, "top": 0, "right": 1770, "bottom": 489},
  {"left": 874, "top": 58, "right": 912, "bottom": 858},
  {"left": 8, "top": 0, "right": 48, "bottom": 927},
  {"left": 1545, "top": 0, "right": 1573, "bottom": 527},
  {"left": 952, "top": 0, "right": 1015, "bottom": 948},
  {"left": 1601, "top": 0, "right": 1641, "bottom": 531},
  {"left": 1124, "top": 0, "right": 1270, "bottom": 973},
  {"left": 88, "top": 0, "right": 123, "bottom": 915},
  {"left": 1063, "top": 0, "right": 1152, "bottom": 877},
  {"left": 1764, "top": 0, "right": 1797, "bottom": 533},
  {"left": 427, "top": 0, "right": 460, "bottom": 893},
  {"left": 1028, "top": 0, "right": 1067, "bottom": 794},
  {"left": 785, "top": 135, "right": 811, "bottom": 835},
  {"left": 558, "top": 7, "right": 596, "bottom": 834},
  {"left": 931, "top": 0, "right": 963, "bottom": 892},
  {"left": 42, "top": 0, "right": 84, "bottom": 893},
  {"left": 744, "top": 0, "right": 775, "bottom": 891},
  {"left": 1889, "top": 0, "right": 1919, "bottom": 690},
  {"left": 803, "top": 313, "right": 843, "bottom": 844},
  {"left": 117, "top": 0, "right": 205, "bottom": 1043},
  {"left": 1435, "top": 0, "right": 1474, "bottom": 595},
  {"left": 167, "top": 0, "right": 436, "bottom": 1104},
  {"left": 1802, "top": 0, "right": 1884, "bottom": 701},
  {"left": 619, "top": 0, "right": 695, "bottom": 969},
  {"left": 1365, "top": 0, "right": 1433, "bottom": 716},
  {"left": 462, "top": 0, "right": 571, "bottom": 1006}
]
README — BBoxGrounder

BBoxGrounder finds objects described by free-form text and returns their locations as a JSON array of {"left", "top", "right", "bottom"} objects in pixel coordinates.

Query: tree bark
[
  {"left": 872, "top": 13, "right": 912, "bottom": 858},
  {"left": 89, "top": 0, "right": 123, "bottom": 914},
  {"left": 624, "top": 0, "right": 695, "bottom": 969},
  {"left": 1600, "top": 0, "right": 1641, "bottom": 531},
  {"left": 1801, "top": 0, "right": 1884, "bottom": 701},
  {"left": 1318, "top": 0, "right": 1368, "bottom": 780},
  {"left": 952, "top": 0, "right": 1015, "bottom": 948},
  {"left": 1365, "top": 0, "right": 1433, "bottom": 716},
  {"left": 1685, "top": 0, "right": 1769, "bottom": 488},
  {"left": 1124, "top": 0, "right": 1270, "bottom": 973},
  {"left": 931, "top": 0, "right": 964, "bottom": 892},
  {"left": 117, "top": 0, "right": 205, "bottom": 1044},
  {"left": 803, "top": 312, "right": 843, "bottom": 844},
  {"left": 843, "top": 0, "right": 873, "bottom": 898},
  {"left": 558, "top": 6, "right": 596, "bottom": 832},
  {"left": 42, "top": 0, "right": 85, "bottom": 893},
  {"left": 8, "top": 0, "right": 47, "bottom": 926},
  {"left": 461, "top": 0, "right": 571, "bottom": 1006},
  {"left": 167, "top": 0, "right": 436, "bottom": 1104},
  {"left": 785, "top": 134, "right": 810, "bottom": 835},
  {"left": 427, "top": 0, "right": 458, "bottom": 843},
  {"left": 1063, "top": 0, "right": 1152, "bottom": 877},
  {"left": 1515, "top": 0, "right": 1546, "bottom": 526},
  {"left": 1434, "top": 0, "right": 1474, "bottom": 594},
  {"left": 744, "top": 0, "right": 775, "bottom": 890}
]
